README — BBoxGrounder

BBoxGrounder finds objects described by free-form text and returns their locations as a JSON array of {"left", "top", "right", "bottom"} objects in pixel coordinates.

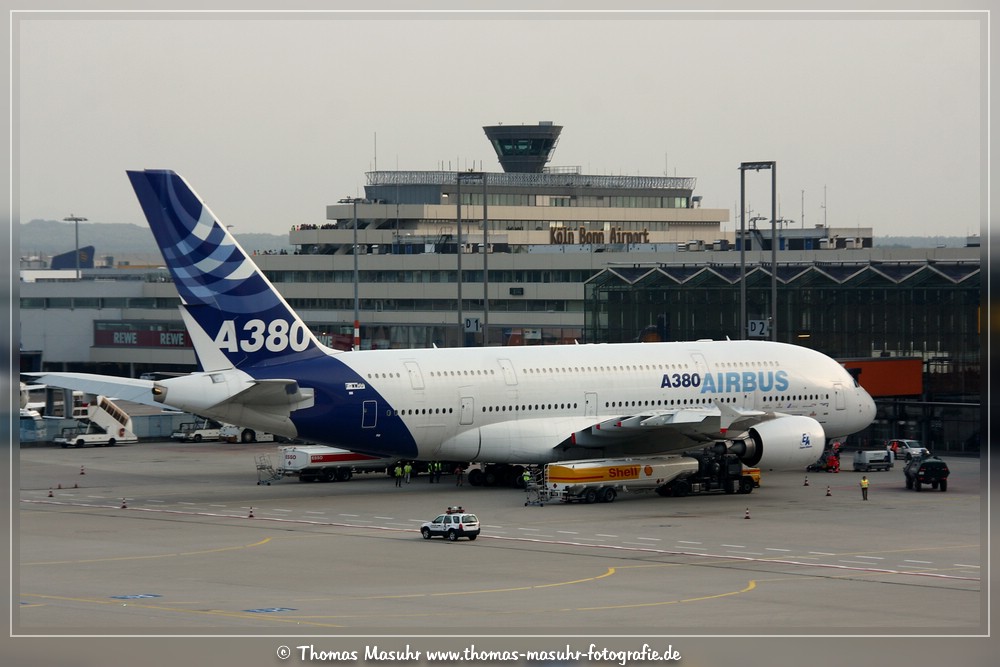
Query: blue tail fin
[{"left": 127, "top": 169, "right": 328, "bottom": 370}]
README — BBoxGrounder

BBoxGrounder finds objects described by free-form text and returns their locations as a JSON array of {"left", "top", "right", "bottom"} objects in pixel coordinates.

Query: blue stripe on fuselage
[{"left": 249, "top": 354, "right": 417, "bottom": 459}]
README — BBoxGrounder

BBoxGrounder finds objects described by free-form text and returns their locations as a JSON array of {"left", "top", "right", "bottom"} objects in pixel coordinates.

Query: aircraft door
[
  {"left": 403, "top": 361, "right": 425, "bottom": 390},
  {"left": 833, "top": 382, "right": 846, "bottom": 410},
  {"left": 497, "top": 358, "right": 518, "bottom": 386},
  {"left": 460, "top": 396, "right": 475, "bottom": 425},
  {"left": 584, "top": 392, "right": 598, "bottom": 417},
  {"left": 362, "top": 400, "right": 378, "bottom": 428}
]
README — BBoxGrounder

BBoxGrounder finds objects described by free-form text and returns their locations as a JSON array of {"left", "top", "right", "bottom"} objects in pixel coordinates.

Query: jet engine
[{"left": 729, "top": 415, "right": 825, "bottom": 470}]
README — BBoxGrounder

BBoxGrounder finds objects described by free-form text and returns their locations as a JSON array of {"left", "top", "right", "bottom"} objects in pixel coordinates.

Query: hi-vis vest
[{"left": 860, "top": 478, "right": 869, "bottom": 488}]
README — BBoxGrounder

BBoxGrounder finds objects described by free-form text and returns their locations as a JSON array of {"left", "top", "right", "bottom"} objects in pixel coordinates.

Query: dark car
[{"left": 903, "top": 455, "right": 950, "bottom": 492}]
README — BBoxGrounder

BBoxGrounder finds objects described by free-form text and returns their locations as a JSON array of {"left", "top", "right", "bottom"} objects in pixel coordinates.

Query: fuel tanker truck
[{"left": 541, "top": 447, "right": 760, "bottom": 504}]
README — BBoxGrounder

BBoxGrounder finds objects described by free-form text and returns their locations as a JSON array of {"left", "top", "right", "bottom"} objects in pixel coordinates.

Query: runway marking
[
  {"left": 23, "top": 537, "right": 273, "bottom": 566},
  {"left": 22, "top": 498, "right": 980, "bottom": 582},
  {"left": 19, "top": 593, "right": 345, "bottom": 628},
  {"left": 574, "top": 580, "right": 757, "bottom": 612},
  {"left": 356, "top": 567, "right": 617, "bottom": 600}
]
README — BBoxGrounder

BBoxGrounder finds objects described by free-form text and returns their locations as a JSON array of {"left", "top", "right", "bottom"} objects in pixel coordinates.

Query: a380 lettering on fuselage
[{"left": 661, "top": 370, "right": 789, "bottom": 394}]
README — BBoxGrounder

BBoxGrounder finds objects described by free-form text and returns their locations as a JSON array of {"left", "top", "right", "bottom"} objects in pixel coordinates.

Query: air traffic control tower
[{"left": 483, "top": 121, "right": 562, "bottom": 173}]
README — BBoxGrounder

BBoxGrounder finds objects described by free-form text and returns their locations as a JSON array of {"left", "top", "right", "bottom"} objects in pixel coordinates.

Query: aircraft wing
[
  {"left": 574, "top": 401, "right": 773, "bottom": 450},
  {"left": 28, "top": 373, "right": 158, "bottom": 407}
]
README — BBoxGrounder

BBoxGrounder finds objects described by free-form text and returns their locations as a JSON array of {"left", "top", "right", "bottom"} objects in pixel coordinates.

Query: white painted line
[
  {"left": 954, "top": 564, "right": 980, "bottom": 568},
  {"left": 766, "top": 548, "right": 791, "bottom": 552},
  {"left": 809, "top": 551, "right": 836, "bottom": 556},
  {"left": 728, "top": 552, "right": 763, "bottom": 556},
  {"left": 271, "top": 509, "right": 293, "bottom": 513},
  {"left": 518, "top": 527, "right": 541, "bottom": 531},
  {"left": 855, "top": 556, "right": 884, "bottom": 560},
  {"left": 839, "top": 560, "right": 878, "bottom": 565},
  {"left": 678, "top": 540, "right": 702, "bottom": 545},
  {"left": 339, "top": 513, "right": 359, "bottom": 517},
  {"left": 624, "top": 542, "right": 659, "bottom": 547},
  {"left": 146, "top": 499, "right": 165, "bottom": 503},
  {"left": 557, "top": 531, "right": 579, "bottom": 535},
  {"left": 722, "top": 544, "right": 745, "bottom": 548},
  {"left": 636, "top": 537, "right": 661, "bottom": 541},
  {"left": 178, "top": 502, "right": 196, "bottom": 505},
  {"left": 374, "top": 516, "right": 393, "bottom": 520},
  {"left": 305, "top": 511, "right": 326, "bottom": 515},
  {"left": 596, "top": 534, "right": 618, "bottom": 538},
  {"left": 904, "top": 559, "right": 932, "bottom": 564},
  {"left": 209, "top": 504, "right": 227, "bottom": 508}
]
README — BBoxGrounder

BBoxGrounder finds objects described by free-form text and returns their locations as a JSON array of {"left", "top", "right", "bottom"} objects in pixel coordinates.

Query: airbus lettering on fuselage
[{"left": 660, "top": 369, "right": 789, "bottom": 393}]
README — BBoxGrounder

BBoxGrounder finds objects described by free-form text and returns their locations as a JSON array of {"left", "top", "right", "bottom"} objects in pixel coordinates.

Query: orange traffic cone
[
  {"left": 80, "top": 466, "right": 85, "bottom": 475},
  {"left": 803, "top": 476, "right": 809, "bottom": 486},
  {"left": 744, "top": 507, "right": 751, "bottom": 520},
  {"left": 248, "top": 507, "right": 255, "bottom": 518},
  {"left": 120, "top": 497, "right": 127, "bottom": 509},
  {"left": 826, "top": 485, "right": 832, "bottom": 497},
  {"left": 48, "top": 488, "right": 53, "bottom": 498}
]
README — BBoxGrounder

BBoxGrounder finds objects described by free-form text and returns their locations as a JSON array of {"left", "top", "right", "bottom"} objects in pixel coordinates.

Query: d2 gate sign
[{"left": 747, "top": 319, "right": 770, "bottom": 338}]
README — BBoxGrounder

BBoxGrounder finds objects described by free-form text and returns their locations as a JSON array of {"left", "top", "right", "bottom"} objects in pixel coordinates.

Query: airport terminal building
[{"left": 19, "top": 123, "right": 981, "bottom": 452}]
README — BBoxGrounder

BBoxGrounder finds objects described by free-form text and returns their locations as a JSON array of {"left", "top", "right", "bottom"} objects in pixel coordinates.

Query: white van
[{"left": 852, "top": 449, "right": 893, "bottom": 472}]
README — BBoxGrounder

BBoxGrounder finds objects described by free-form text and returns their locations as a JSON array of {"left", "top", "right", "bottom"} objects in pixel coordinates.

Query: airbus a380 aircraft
[{"left": 36, "top": 170, "right": 876, "bottom": 478}]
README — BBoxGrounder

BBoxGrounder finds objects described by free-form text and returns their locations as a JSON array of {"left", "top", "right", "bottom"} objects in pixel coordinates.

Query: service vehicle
[
  {"left": 420, "top": 506, "right": 480, "bottom": 541},
  {"left": 904, "top": 455, "right": 950, "bottom": 492},
  {"left": 277, "top": 444, "right": 398, "bottom": 482},
  {"left": 53, "top": 395, "right": 138, "bottom": 448},
  {"left": 888, "top": 439, "right": 929, "bottom": 461},
  {"left": 543, "top": 446, "right": 758, "bottom": 504},
  {"left": 219, "top": 424, "right": 276, "bottom": 443},
  {"left": 852, "top": 448, "right": 893, "bottom": 472},
  {"left": 171, "top": 417, "right": 223, "bottom": 442}
]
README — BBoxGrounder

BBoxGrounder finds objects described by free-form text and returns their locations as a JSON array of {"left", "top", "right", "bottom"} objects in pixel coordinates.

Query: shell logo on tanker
[{"left": 607, "top": 465, "right": 641, "bottom": 479}]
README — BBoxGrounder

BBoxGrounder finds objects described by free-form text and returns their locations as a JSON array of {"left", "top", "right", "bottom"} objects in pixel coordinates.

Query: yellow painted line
[
  {"left": 356, "top": 567, "right": 617, "bottom": 600},
  {"left": 23, "top": 538, "right": 272, "bottom": 566},
  {"left": 575, "top": 580, "right": 757, "bottom": 612}
]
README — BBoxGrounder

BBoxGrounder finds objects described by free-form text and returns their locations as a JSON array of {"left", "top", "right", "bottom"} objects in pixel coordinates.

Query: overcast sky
[{"left": 15, "top": 12, "right": 984, "bottom": 238}]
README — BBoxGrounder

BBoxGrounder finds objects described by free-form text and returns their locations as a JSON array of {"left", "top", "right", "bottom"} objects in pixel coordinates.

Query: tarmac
[{"left": 13, "top": 438, "right": 987, "bottom": 667}]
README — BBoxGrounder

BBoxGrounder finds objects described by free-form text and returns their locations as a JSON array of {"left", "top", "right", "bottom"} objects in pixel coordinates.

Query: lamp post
[
  {"left": 63, "top": 214, "right": 87, "bottom": 279},
  {"left": 338, "top": 197, "right": 369, "bottom": 351},
  {"left": 456, "top": 171, "right": 485, "bottom": 346},
  {"left": 738, "top": 161, "right": 777, "bottom": 341}
]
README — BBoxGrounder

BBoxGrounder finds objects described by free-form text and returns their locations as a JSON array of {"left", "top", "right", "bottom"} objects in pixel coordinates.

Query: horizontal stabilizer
[
  {"left": 29, "top": 373, "right": 157, "bottom": 407},
  {"left": 219, "top": 379, "right": 315, "bottom": 410}
]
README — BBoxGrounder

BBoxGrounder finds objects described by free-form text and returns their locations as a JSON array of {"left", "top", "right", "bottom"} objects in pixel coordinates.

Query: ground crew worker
[
  {"left": 435, "top": 461, "right": 443, "bottom": 483},
  {"left": 860, "top": 475, "right": 869, "bottom": 500},
  {"left": 394, "top": 464, "right": 403, "bottom": 487},
  {"left": 455, "top": 465, "right": 464, "bottom": 486},
  {"left": 522, "top": 469, "right": 532, "bottom": 487},
  {"left": 428, "top": 461, "right": 436, "bottom": 483},
  {"left": 404, "top": 462, "right": 412, "bottom": 483}
]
